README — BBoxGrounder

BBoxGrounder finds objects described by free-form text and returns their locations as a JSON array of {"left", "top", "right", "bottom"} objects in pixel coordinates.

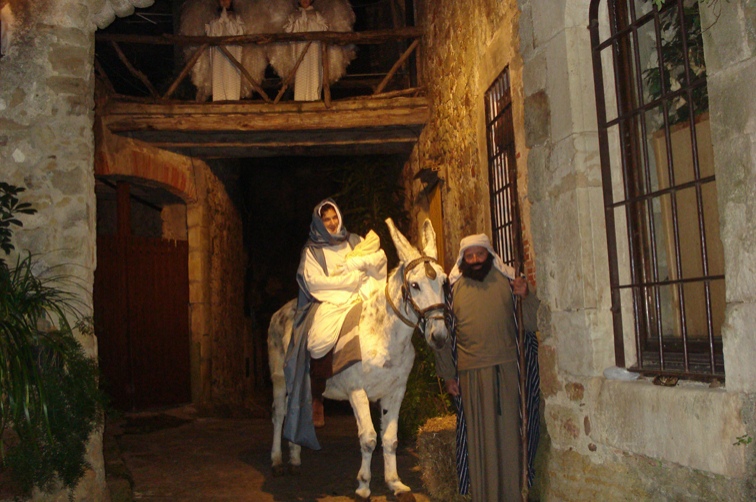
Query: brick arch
[{"left": 96, "top": 139, "right": 199, "bottom": 203}]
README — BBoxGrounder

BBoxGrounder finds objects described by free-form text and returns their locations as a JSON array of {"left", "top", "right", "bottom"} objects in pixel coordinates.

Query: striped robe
[{"left": 441, "top": 272, "right": 541, "bottom": 497}]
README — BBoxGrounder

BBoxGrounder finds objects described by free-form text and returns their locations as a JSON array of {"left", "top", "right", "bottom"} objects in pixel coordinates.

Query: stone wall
[
  {"left": 201, "top": 167, "right": 253, "bottom": 410},
  {"left": 516, "top": 0, "right": 755, "bottom": 499},
  {"left": 408, "top": 0, "right": 755, "bottom": 500},
  {"left": 404, "top": 0, "right": 533, "bottom": 272},
  {"left": 0, "top": 1, "right": 108, "bottom": 499}
]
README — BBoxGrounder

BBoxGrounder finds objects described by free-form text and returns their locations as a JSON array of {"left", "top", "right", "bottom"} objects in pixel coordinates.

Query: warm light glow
[{"left": 0, "top": 3, "right": 13, "bottom": 58}]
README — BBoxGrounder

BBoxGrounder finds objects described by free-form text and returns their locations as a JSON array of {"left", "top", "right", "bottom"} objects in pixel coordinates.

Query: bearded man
[{"left": 434, "top": 234, "right": 539, "bottom": 501}]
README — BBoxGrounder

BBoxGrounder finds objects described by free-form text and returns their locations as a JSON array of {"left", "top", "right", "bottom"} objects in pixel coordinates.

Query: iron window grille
[
  {"left": 485, "top": 66, "right": 524, "bottom": 270},
  {"left": 589, "top": 0, "right": 724, "bottom": 380}
]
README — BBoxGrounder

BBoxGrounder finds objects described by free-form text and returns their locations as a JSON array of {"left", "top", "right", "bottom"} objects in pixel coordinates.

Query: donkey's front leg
[
  {"left": 380, "top": 387, "right": 412, "bottom": 496},
  {"left": 349, "top": 389, "right": 378, "bottom": 499}
]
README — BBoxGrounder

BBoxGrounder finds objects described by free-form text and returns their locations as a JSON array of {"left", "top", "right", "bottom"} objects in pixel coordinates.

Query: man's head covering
[
  {"left": 448, "top": 233, "right": 516, "bottom": 285},
  {"left": 307, "top": 198, "right": 349, "bottom": 247}
]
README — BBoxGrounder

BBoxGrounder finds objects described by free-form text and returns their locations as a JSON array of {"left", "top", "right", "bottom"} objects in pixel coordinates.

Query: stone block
[
  {"left": 538, "top": 342, "right": 561, "bottom": 397},
  {"left": 721, "top": 302, "right": 756, "bottom": 393},
  {"left": 524, "top": 90, "right": 550, "bottom": 147},
  {"left": 593, "top": 379, "right": 747, "bottom": 476},
  {"left": 47, "top": 75, "right": 88, "bottom": 96},
  {"left": 531, "top": 0, "right": 565, "bottom": 47},
  {"left": 545, "top": 403, "right": 584, "bottom": 447},
  {"left": 522, "top": 48, "right": 547, "bottom": 97},
  {"left": 701, "top": 0, "right": 754, "bottom": 74},
  {"left": 550, "top": 310, "right": 609, "bottom": 376},
  {"left": 49, "top": 45, "right": 89, "bottom": 76}
]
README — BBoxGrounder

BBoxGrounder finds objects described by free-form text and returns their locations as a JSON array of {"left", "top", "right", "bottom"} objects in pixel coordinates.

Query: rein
[{"left": 384, "top": 255, "right": 447, "bottom": 331}]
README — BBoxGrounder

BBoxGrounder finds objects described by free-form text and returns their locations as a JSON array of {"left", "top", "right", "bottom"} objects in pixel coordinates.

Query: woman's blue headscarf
[{"left": 307, "top": 198, "right": 349, "bottom": 248}]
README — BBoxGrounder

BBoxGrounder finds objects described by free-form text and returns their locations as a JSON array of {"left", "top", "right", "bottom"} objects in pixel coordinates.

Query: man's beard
[{"left": 460, "top": 254, "right": 494, "bottom": 281}]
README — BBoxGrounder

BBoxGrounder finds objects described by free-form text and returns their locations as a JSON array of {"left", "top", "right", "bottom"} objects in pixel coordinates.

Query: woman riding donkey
[{"left": 284, "top": 198, "right": 386, "bottom": 447}]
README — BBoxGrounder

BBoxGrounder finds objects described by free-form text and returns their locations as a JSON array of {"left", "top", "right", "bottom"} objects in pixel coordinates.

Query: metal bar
[{"left": 615, "top": 274, "right": 725, "bottom": 289}]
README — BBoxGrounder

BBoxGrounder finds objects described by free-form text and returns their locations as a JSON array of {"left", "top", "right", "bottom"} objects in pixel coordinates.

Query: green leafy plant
[
  {"left": 733, "top": 434, "right": 752, "bottom": 447},
  {"left": 0, "top": 182, "right": 105, "bottom": 495},
  {"left": 643, "top": 0, "right": 709, "bottom": 125},
  {"left": 0, "top": 182, "right": 36, "bottom": 259},
  {"left": 399, "top": 333, "right": 453, "bottom": 441}
]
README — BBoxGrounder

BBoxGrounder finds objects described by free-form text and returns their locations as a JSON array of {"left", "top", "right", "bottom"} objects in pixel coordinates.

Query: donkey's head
[{"left": 385, "top": 218, "right": 449, "bottom": 350}]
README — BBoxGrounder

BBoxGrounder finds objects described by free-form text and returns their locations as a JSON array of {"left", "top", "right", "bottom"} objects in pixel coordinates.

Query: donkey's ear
[
  {"left": 385, "top": 218, "right": 421, "bottom": 263},
  {"left": 420, "top": 219, "right": 438, "bottom": 259}
]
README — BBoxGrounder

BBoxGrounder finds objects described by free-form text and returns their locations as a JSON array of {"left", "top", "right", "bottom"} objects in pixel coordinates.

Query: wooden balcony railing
[{"left": 95, "top": 27, "right": 424, "bottom": 107}]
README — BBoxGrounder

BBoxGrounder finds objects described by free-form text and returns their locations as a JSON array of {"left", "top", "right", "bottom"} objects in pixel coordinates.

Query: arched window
[{"left": 589, "top": 0, "right": 724, "bottom": 380}]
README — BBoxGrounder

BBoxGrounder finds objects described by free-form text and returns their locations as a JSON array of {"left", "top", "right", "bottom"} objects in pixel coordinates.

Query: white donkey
[{"left": 268, "top": 218, "right": 449, "bottom": 500}]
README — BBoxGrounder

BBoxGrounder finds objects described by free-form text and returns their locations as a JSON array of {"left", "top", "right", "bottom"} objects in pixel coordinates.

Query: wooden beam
[
  {"left": 96, "top": 27, "right": 424, "bottom": 47},
  {"left": 322, "top": 42, "right": 331, "bottom": 108},
  {"left": 110, "top": 41, "right": 159, "bottom": 98},
  {"left": 274, "top": 41, "right": 312, "bottom": 104},
  {"left": 105, "top": 106, "right": 429, "bottom": 133},
  {"left": 105, "top": 95, "right": 427, "bottom": 115},
  {"left": 163, "top": 44, "right": 209, "bottom": 100},
  {"left": 374, "top": 38, "right": 419, "bottom": 95},
  {"left": 217, "top": 45, "right": 271, "bottom": 103}
]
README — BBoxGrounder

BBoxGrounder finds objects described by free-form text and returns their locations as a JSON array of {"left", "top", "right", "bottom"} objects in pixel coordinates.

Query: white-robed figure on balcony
[
  {"left": 267, "top": 0, "right": 356, "bottom": 101},
  {"left": 179, "top": 0, "right": 266, "bottom": 101}
]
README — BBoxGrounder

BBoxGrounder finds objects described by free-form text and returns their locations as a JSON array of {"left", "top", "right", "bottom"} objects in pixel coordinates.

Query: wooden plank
[
  {"left": 374, "top": 39, "right": 420, "bottom": 95},
  {"left": 104, "top": 95, "right": 428, "bottom": 115},
  {"left": 105, "top": 105, "right": 429, "bottom": 133},
  {"left": 217, "top": 45, "right": 270, "bottom": 103},
  {"left": 167, "top": 141, "right": 417, "bottom": 158},
  {"left": 96, "top": 27, "right": 423, "bottom": 47},
  {"left": 164, "top": 43, "right": 209, "bottom": 99},
  {"left": 274, "top": 41, "right": 312, "bottom": 104},
  {"left": 110, "top": 41, "right": 159, "bottom": 98}
]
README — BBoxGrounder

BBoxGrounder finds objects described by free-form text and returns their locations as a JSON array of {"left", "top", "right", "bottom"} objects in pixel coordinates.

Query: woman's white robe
[
  {"left": 205, "top": 9, "right": 245, "bottom": 101},
  {"left": 284, "top": 6, "right": 329, "bottom": 101},
  {"left": 304, "top": 237, "right": 387, "bottom": 359}
]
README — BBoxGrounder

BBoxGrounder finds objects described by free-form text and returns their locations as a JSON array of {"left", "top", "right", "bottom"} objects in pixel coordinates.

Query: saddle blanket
[{"left": 311, "top": 302, "right": 362, "bottom": 379}]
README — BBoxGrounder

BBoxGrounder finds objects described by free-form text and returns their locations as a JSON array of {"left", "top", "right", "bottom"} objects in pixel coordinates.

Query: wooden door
[{"left": 94, "top": 183, "right": 190, "bottom": 410}]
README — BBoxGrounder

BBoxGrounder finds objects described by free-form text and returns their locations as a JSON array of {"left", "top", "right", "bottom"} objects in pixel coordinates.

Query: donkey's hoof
[
  {"left": 395, "top": 492, "right": 416, "bottom": 502},
  {"left": 355, "top": 487, "right": 371, "bottom": 500},
  {"left": 272, "top": 464, "right": 286, "bottom": 477},
  {"left": 288, "top": 464, "right": 301, "bottom": 476}
]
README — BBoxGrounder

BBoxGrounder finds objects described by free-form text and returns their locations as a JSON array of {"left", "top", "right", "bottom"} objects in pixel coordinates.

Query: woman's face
[
  {"left": 321, "top": 208, "right": 340, "bottom": 235},
  {"left": 299, "top": 0, "right": 313, "bottom": 8},
  {"left": 219, "top": 0, "right": 232, "bottom": 9}
]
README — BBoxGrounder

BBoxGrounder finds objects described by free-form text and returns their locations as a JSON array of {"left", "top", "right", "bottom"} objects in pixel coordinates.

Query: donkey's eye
[{"left": 410, "top": 282, "right": 420, "bottom": 290}]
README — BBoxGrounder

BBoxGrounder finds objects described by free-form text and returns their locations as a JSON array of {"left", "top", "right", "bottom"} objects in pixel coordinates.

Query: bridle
[{"left": 384, "top": 255, "right": 448, "bottom": 332}]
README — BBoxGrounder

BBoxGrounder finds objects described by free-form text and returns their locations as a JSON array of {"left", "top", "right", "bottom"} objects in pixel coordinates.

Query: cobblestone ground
[{"left": 106, "top": 403, "right": 431, "bottom": 502}]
